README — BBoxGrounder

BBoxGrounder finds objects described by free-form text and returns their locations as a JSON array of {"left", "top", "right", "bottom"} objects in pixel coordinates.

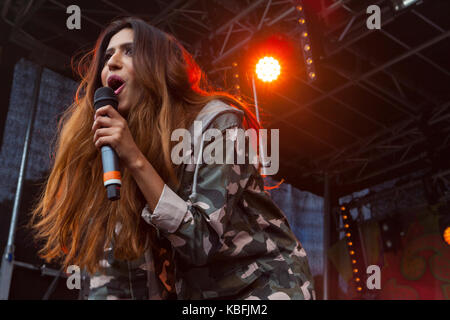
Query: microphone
[{"left": 94, "top": 87, "right": 121, "bottom": 201}]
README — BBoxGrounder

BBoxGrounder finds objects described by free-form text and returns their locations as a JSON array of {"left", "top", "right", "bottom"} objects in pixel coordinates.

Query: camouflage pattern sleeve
[{"left": 141, "top": 125, "right": 249, "bottom": 267}]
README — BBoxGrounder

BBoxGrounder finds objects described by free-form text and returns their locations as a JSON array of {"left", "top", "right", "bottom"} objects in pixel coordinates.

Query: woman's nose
[{"left": 107, "top": 53, "right": 122, "bottom": 69}]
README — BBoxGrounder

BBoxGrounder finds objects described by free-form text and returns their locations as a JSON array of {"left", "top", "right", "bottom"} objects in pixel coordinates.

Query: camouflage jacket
[{"left": 87, "top": 99, "right": 315, "bottom": 300}]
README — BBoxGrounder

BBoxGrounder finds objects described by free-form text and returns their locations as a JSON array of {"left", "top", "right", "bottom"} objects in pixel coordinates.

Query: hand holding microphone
[{"left": 93, "top": 87, "right": 121, "bottom": 200}]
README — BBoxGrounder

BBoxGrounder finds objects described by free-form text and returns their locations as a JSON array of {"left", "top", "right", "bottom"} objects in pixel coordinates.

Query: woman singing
[{"left": 29, "top": 17, "right": 315, "bottom": 300}]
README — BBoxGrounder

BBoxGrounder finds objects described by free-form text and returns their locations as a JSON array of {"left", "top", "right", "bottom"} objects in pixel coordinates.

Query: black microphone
[{"left": 94, "top": 87, "right": 121, "bottom": 201}]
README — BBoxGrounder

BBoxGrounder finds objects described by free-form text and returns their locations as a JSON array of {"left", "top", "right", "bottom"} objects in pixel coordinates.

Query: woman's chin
[{"left": 118, "top": 105, "right": 130, "bottom": 117}]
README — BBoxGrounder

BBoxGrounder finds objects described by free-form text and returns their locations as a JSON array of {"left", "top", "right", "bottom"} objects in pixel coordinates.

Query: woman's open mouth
[
  {"left": 107, "top": 75, "right": 126, "bottom": 96},
  {"left": 114, "top": 83, "right": 126, "bottom": 95}
]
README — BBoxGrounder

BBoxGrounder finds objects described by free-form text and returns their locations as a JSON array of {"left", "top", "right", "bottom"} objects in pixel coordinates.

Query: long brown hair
[{"left": 28, "top": 17, "right": 259, "bottom": 274}]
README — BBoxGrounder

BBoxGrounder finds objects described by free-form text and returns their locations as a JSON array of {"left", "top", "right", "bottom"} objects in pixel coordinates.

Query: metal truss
[
  {"left": 194, "top": 0, "right": 300, "bottom": 66},
  {"left": 341, "top": 168, "right": 450, "bottom": 221},
  {"left": 326, "top": 102, "right": 449, "bottom": 183},
  {"left": 3, "top": 0, "right": 449, "bottom": 191},
  {"left": 272, "top": 29, "right": 450, "bottom": 125}
]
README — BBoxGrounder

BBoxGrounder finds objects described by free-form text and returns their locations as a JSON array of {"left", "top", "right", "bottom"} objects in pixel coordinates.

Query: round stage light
[
  {"left": 444, "top": 226, "right": 450, "bottom": 245},
  {"left": 256, "top": 56, "right": 281, "bottom": 82}
]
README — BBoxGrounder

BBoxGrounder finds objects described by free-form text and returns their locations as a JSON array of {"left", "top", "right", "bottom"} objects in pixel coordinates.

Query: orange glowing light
[
  {"left": 346, "top": 233, "right": 351, "bottom": 238},
  {"left": 255, "top": 56, "right": 281, "bottom": 82},
  {"left": 444, "top": 226, "right": 450, "bottom": 245},
  {"left": 344, "top": 224, "right": 349, "bottom": 228},
  {"left": 357, "top": 287, "right": 362, "bottom": 292},
  {"left": 353, "top": 268, "right": 358, "bottom": 273},
  {"left": 355, "top": 278, "right": 360, "bottom": 282},
  {"left": 348, "top": 242, "right": 353, "bottom": 246},
  {"left": 343, "top": 215, "right": 348, "bottom": 220},
  {"left": 350, "top": 250, "right": 355, "bottom": 255},
  {"left": 352, "top": 260, "right": 357, "bottom": 264}
]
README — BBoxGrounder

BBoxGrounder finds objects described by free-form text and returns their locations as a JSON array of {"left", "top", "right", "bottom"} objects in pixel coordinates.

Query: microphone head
[{"left": 94, "top": 87, "right": 118, "bottom": 111}]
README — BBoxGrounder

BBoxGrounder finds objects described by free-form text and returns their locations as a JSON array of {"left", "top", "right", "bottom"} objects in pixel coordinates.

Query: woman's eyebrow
[{"left": 105, "top": 42, "right": 133, "bottom": 55}]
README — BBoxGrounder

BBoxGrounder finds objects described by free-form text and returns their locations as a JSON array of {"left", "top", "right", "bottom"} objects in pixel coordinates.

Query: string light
[
  {"left": 302, "top": 32, "right": 308, "bottom": 38},
  {"left": 340, "top": 203, "right": 364, "bottom": 295},
  {"left": 298, "top": 18, "right": 305, "bottom": 24},
  {"left": 296, "top": 5, "right": 303, "bottom": 11},
  {"left": 306, "top": 58, "right": 313, "bottom": 65},
  {"left": 304, "top": 44, "right": 311, "bottom": 51}
]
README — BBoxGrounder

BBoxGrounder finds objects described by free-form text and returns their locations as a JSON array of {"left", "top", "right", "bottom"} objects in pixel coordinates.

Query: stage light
[
  {"left": 390, "top": 0, "right": 421, "bottom": 11},
  {"left": 255, "top": 56, "right": 281, "bottom": 83},
  {"left": 444, "top": 227, "right": 450, "bottom": 245},
  {"left": 231, "top": 61, "right": 241, "bottom": 97},
  {"left": 438, "top": 208, "right": 450, "bottom": 246}
]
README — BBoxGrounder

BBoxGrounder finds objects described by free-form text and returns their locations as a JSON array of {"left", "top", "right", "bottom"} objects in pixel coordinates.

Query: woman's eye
[{"left": 125, "top": 47, "right": 133, "bottom": 56}]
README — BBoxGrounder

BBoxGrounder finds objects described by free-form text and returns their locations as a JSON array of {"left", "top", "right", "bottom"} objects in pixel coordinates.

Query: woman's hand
[{"left": 92, "top": 105, "right": 143, "bottom": 169}]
